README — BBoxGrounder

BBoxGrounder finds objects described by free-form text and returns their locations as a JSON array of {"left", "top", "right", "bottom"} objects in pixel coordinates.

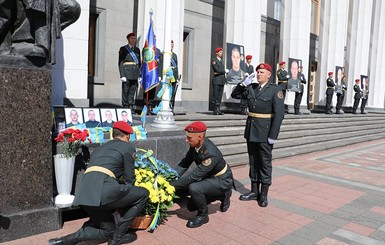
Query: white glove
[
  {"left": 245, "top": 73, "right": 249, "bottom": 77},
  {"left": 286, "top": 75, "right": 290, "bottom": 78},
  {"left": 225, "top": 69, "right": 229, "bottom": 74},
  {"left": 120, "top": 77, "right": 127, "bottom": 82},
  {"left": 242, "top": 73, "right": 255, "bottom": 86},
  {"left": 137, "top": 77, "right": 142, "bottom": 83},
  {"left": 268, "top": 138, "right": 276, "bottom": 145}
]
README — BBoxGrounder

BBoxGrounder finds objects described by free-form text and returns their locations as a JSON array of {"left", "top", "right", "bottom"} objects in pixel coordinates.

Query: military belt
[
  {"left": 123, "top": 62, "right": 137, "bottom": 65},
  {"left": 278, "top": 80, "right": 287, "bottom": 83},
  {"left": 214, "top": 164, "right": 227, "bottom": 177},
  {"left": 327, "top": 87, "right": 335, "bottom": 89},
  {"left": 248, "top": 112, "right": 273, "bottom": 118},
  {"left": 85, "top": 166, "right": 116, "bottom": 178}
]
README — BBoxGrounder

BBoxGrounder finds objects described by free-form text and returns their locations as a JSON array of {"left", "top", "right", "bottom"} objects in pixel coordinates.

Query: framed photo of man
[
  {"left": 100, "top": 109, "right": 117, "bottom": 127},
  {"left": 335, "top": 66, "right": 344, "bottom": 93},
  {"left": 361, "top": 75, "right": 369, "bottom": 99},
  {"left": 64, "top": 108, "right": 84, "bottom": 128},
  {"left": 287, "top": 58, "right": 302, "bottom": 92},
  {"left": 116, "top": 108, "right": 133, "bottom": 125},
  {"left": 226, "top": 43, "right": 246, "bottom": 85},
  {"left": 83, "top": 108, "right": 102, "bottom": 128}
]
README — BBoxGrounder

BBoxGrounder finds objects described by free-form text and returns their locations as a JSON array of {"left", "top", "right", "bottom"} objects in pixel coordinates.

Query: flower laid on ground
[
  {"left": 54, "top": 128, "right": 90, "bottom": 158},
  {"left": 134, "top": 148, "right": 179, "bottom": 229}
]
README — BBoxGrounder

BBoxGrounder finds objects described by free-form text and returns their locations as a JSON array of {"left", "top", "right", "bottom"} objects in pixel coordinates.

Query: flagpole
[{"left": 151, "top": 0, "right": 177, "bottom": 129}]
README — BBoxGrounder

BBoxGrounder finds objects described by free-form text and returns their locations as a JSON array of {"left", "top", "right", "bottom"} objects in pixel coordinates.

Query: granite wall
[{"left": 0, "top": 66, "right": 59, "bottom": 242}]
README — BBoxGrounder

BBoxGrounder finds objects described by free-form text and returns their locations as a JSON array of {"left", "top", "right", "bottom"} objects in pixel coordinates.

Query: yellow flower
[
  {"left": 157, "top": 176, "right": 166, "bottom": 185},
  {"left": 166, "top": 184, "right": 175, "bottom": 194}
]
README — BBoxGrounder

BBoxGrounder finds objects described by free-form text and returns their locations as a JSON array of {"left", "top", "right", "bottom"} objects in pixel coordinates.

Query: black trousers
[
  {"left": 361, "top": 98, "right": 368, "bottom": 112},
  {"left": 336, "top": 93, "right": 344, "bottom": 112},
  {"left": 294, "top": 92, "right": 303, "bottom": 113},
  {"left": 122, "top": 80, "right": 138, "bottom": 107},
  {"left": 188, "top": 179, "right": 228, "bottom": 213},
  {"left": 73, "top": 186, "right": 148, "bottom": 241},
  {"left": 353, "top": 98, "right": 361, "bottom": 112},
  {"left": 325, "top": 93, "right": 333, "bottom": 113},
  {"left": 247, "top": 141, "right": 273, "bottom": 185},
  {"left": 170, "top": 82, "right": 177, "bottom": 110},
  {"left": 212, "top": 84, "right": 224, "bottom": 108}
]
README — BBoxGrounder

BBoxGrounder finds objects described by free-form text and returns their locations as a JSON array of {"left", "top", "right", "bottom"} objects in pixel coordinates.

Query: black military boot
[
  {"left": 216, "top": 107, "right": 224, "bottom": 115},
  {"left": 48, "top": 233, "right": 79, "bottom": 245},
  {"left": 109, "top": 222, "right": 137, "bottom": 245},
  {"left": 220, "top": 189, "right": 232, "bottom": 212},
  {"left": 258, "top": 185, "right": 269, "bottom": 207},
  {"left": 239, "top": 182, "right": 259, "bottom": 201},
  {"left": 186, "top": 209, "right": 209, "bottom": 228}
]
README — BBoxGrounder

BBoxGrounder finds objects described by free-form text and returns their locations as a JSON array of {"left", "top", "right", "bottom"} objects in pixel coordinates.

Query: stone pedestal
[{"left": 0, "top": 66, "right": 59, "bottom": 242}]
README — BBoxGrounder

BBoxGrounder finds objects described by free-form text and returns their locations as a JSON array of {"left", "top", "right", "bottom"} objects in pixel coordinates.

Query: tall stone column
[
  {"left": 345, "top": 0, "right": 373, "bottom": 106},
  {"left": 367, "top": 0, "right": 385, "bottom": 110},
  {"left": 280, "top": 0, "right": 313, "bottom": 113},
  {"left": 316, "top": 0, "right": 349, "bottom": 111},
  {"left": 224, "top": 0, "right": 261, "bottom": 110}
]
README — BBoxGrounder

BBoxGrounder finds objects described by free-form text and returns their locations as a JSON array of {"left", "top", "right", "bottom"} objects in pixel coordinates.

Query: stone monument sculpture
[{"left": 0, "top": 0, "right": 81, "bottom": 242}]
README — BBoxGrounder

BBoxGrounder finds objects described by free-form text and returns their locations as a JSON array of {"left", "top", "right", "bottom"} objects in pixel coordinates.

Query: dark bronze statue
[{"left": 0, "top": 0, "right": 81, "bottom": 66}]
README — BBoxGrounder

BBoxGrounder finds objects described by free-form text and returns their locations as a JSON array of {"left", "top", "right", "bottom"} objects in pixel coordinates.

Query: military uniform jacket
[
  {"left": 211, "top": 57, "right": 227, "bottom": 85},
  {"left": 231, "top": 82, "right": 285, "bottom": 142},
  {"left": 171, "top": 138, "right": 233, "bottom": 191},
  {"left": 353, "top": 84, "right": 362, "bottom": 99},
  {"left": 73, "top": 139, "right": 136, "bottom": 207},
  {"left": 298, "top": 73, "right": 307, "bottom": 93},
  {"left": 118, "top": 45, "right": 141, "bottom": 80},
  {"left": 170, "top": 52, "right": 179, "bottom": 82},
  {"left": 277, "top": 69, "right": 289, "bottom": 82},
  {"left": 326, "top": 78, "right": 335, "bottom": 95},
  {"left": 245, "top": 64, "right": 254, "bottom": 75}
]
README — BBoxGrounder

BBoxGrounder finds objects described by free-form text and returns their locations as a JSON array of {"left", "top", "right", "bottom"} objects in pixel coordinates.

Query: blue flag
[{"left": 141, "top": 18, "right": 159, "bottom": 92}]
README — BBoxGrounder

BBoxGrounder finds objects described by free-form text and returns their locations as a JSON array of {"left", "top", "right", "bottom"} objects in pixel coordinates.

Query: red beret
[
  {"left": 215, "top": 47, "right": 223, "bottom": 53},
  {"left": 256, "top": 63, "right": 272, "bottom": 72},
  {"left": 246, "top": 55, "right": 252, "bottom": 60},
  {"left": 184, "top": 121, "right": 207, "bottom": 133},
  {"left": 126, "top": 32, "right": 135, "bottom": 39},
  {"left": 355, "top": 79, "right": 360, "bottom": 82},
  {"left": 328, "top": 72, "right": 333, "bottom": 76},
  {"left": 171, "top": 40, "right": 174, "bottom": 43},
  {"left": 279, "top": 61, "right": 285, "bottom": 66},
  {"left": 113, "top": 121, "right": 133, "bottom": 134}
]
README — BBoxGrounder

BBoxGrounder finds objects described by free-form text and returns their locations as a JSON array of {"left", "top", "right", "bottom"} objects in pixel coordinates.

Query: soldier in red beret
[
  {"left": 211, "top": 47, "right": 227, "bottom": 115},
  {"left": 231, "top": 62, "right": 285, "bottom": 208},
  {"left": 277, "top": 61, "right": 290, "bottom": 99},
  {"left": 325, "top": 71, "right": 335, "bottom": 114},
  {"left": 118, "top": 32, "right": 141, "bottom": 112},
  {"left": 49, "top": 121, "right": 149, "bottom": 245},
  {"left": 170, "top": 121, "right": 234, "bottom": 228}
]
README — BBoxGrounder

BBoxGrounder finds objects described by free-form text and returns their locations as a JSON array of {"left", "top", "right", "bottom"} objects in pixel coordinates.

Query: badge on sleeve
[
  {"left": 212, "top": 61, "right": 216, "bottom": 65},
  {"left": 132, "top": 152, "right": 136, "bottom": 159},
  {"left": 277, "top": 91, "right": 284, "bottom": 100},
  {"left": 202, "top": 158, "right": 212, "bottom": 166}
]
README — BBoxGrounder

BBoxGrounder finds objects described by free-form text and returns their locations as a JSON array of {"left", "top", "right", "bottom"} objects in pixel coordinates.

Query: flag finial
[{"left": 149, "top": 9, "right": 153, "bottom": 16}]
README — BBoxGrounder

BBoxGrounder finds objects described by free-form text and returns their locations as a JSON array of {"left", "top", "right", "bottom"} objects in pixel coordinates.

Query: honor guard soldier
[
  {"left": 119, "top": 32, "right": 141, "bottom": 112},
  {"left": 211, "top": 47, "right": 227, "bottom": 115},
  {"left": 169, "top": 40, "right": 179, "bottom": 111},
  {"left": 49, "top": 121, "right": 149, "bottom": 245},
  {"left": 325, "top": 71, "right": 335, "bottom": 114},
  {"left": 294, "top": 65, "right": 307, "bottom": 115},
  {"left": 231, "top": 63, "right": 285, "bottom": 207},
  {"left": 240, "top": 55, "right": 254, "bottom": 115},
  {"left": 171, "top": 121, "right": 233, "bottom": 228},
  {"left": 276, "top": 61, "right": 290, "bottom": 97},
  {"left": 352, "top": 79, "right": 362, "bottom": 114},
  {"left": 335, "top": 74, "right": 347, "bottom": 114}
]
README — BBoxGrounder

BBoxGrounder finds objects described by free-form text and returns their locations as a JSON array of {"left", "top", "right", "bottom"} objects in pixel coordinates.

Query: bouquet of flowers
[
  {"left": 54, "top": 128, "right": 90, "bottom": 158},
  {"left": 133, "top": 148, "right": 179, "bottom": 230}
]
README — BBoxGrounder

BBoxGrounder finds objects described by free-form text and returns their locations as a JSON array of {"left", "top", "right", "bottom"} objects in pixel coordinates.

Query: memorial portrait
[
  {"left": 83, "top": 108, "right": 101, "bottom": 128},
  {"left": 226, "top": 43, "right": 246, "bottom": 85},
  {"left": 116, "top": 108, "right": 133, "bottom": 125},
  {"left": 287, "top": 58, "right": 302, "bottom": 92},
  {"left": 64, "top": 108, "right": 83, "bottom": 128},
  {"left": 361, "top": 75, "right": 369, "bottom": 99},
  {"left": 100, "top": 109, "right": 118, "bottom": 127},
  {"left": 335, "top": 66, "right": 344, "bottom": 93}
]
